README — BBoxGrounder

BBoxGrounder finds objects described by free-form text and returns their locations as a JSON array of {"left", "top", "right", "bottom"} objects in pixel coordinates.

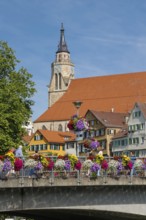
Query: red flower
[
  {"left": 101, "top": 160, "right": 108, "bottom": 170},
  {"left": 74, "top": 160, "right": 82, "bottom": 170},
  {"left": 14, "top": 158, "right": 23, "bottom": 171},
  {"left": 47, "top": 160, "right": 54, "bottom": 170},
  {"left": 127, "top": 161, "right": 133, "bottom": 170}
]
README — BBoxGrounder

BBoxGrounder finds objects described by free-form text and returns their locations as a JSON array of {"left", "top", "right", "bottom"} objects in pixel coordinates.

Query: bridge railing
[
  {"left": 0, "top": 156, "right": 146, "bottom": 186},
  {"left": 0, "top": 166, "right": 146, "bottom": 186}
]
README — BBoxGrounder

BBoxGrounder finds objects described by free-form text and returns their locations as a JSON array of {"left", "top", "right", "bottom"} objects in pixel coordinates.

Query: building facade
[{"left": 112, "top": 102, "right": 146, "bottom": 157}]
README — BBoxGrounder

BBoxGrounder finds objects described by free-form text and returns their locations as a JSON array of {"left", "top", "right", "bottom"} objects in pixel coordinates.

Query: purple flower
[
  {"left": 76, "top": 120, "right": 85, "bottom": 131},
  {"left": 117, "top": 162, "right": 123, "bottom": 173},
  {"left": 90, "top": 140, "right": 100, "bottom": 150},
  {"left": 90, "top": 163, "right": 100, "bottom": 172},
  {"left": 35, "top": 161, "right": 43, "bottom": 170},
  {"left": 64, "top": 160, "right": 71, "bottom": 171},
  {"left": 2, "top": 159, "right": 12, "bottom": 171}
]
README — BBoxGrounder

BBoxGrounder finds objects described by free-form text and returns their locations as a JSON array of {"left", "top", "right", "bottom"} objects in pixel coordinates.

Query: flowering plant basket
[
  {"left": 24, "top": 158, "right": 38, "bottom": 168},
  {"left": 46, "top": 158, "right": 54, "bottom": 171},
  {"left": 2, "top": 158, "right": 12, "bottom": 172},
  {"left": 64, "top": 160, "right": 71, "bottom": 171},
  {"left": 39, "top": 155, "right": 49, "bottom": 168},
  {"left": 74, "top": 160, "right": 82, "bottom": 170},
  {"left": 101, "top": 159, "right": 108, "bottom": 170},
  {"left": 5, "top": 151, "right": 15, "bottom": 165},
  {"left": 95, "top": 153, "right": 104, "bottom": 165},
  {"left": 68, "top": 154, "right": 78, "bottom": 169},
  {"left": 90, "top": 163, "right": 100, "bottom": 179},
  {"left": 14, "top": 158, "right": 23, "bottom": 171},
  {"left": 54, "top": 159, "right": 65, "bottom": 171},
  {"left": 34, "top": 161, "right": 43, "bottom": 171},
  {"left": 67, "top": 114, "right": 89, "bottom": 132},
  {"left": 134, "top": 159, "right": 143, "bottom": 170},
  {"left": 84, "top": 138, "right": 100, "bottom": 151},
  {"left": 122, "top": 155, "right": 133, "bottom": 170},
  {"left": 82, "top": 159, "right": 93, "bottom": 171}
]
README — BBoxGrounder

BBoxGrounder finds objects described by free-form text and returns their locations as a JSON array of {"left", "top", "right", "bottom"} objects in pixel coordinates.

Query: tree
[{"left": 0, "top": 41, "right": 36, "bottom": 154}]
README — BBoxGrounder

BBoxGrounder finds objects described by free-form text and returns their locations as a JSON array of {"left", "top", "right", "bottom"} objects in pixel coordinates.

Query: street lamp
[
  {"left": 72, "top": 101, "right": 83, "bottom": 157},
  {"left": 72, "top": 100, "right": 83, "bottom": 116}
]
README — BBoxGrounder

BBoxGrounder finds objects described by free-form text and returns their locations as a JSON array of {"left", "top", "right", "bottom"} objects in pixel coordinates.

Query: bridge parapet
[{"left": 0, "top": 171, "right": 146, "bottom": 188}]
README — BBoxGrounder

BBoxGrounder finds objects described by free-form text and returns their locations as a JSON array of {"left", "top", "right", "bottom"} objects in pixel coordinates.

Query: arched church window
[
  {"left": 55, "top": 73, "right": 58, "bottom": 90},
  {"left": 42, "top": 125, "right": 47, "bottom": 130},
  {"left": 59, "top": 73, "right": 62, "bottom": 89},
  {"left": 58, "top": 124, "right": 63, "bottom": 131}
]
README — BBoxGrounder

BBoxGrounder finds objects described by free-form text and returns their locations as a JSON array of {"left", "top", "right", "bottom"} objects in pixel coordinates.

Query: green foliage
[
  {"left": 0, "top": 41, "right": 36, "bottom": 154},
  {"left": 0, "top": 214, "right": 34, "bottom": 220}
]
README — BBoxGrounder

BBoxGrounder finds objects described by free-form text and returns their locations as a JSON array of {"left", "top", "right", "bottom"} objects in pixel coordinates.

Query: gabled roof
[
  {"left": 30, "top": 129, "right": 76, "bottom": 144},
  {"left": 34, "top": 71, "right": 146, "bottom": 123},
  {"left": 87, "top": 110, "right": 128, "bottom": 128},
  {"left": 136, "top": 102, "right": 146, "bottom": 119},
  {"left": 22, "top": 134, "right": 34, "bottom": 144}
]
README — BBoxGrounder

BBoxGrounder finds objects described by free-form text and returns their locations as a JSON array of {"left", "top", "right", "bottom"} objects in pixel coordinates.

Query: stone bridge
[{"left": 0, "top": 176, "right": 146, "bottom": 220}]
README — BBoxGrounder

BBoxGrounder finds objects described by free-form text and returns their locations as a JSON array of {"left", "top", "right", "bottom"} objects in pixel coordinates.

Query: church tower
[{"left": 48, "top": 23, "right": 74, "bottom": 107}]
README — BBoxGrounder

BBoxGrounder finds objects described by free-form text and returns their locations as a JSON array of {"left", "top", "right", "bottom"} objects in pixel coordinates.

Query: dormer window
[{"left": 133, "top": 111, "right": 141, "bottom": 118}]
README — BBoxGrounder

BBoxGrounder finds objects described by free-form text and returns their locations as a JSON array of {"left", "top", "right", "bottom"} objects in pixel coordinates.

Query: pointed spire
[{"left": 56, "top": 23, "right": 70, "bottom": 54}]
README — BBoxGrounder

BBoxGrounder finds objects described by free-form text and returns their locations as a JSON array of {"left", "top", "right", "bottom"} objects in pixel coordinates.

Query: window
[
  {"left": 133, "top": 111, "right": 141, "bottom": 118},
  {"left": 141, "top": 137, "right": 144, "bottom": 144},
  {"left": 58, "top": 124, "right": 63, "bottom": 131},
  {"left": 107, "top": 129, "right": 115, "bottom": 135},
  {"left": 100, "top": 129, "right": 105, "bottom": 136},
  {"left": 90, "top": 130, "right": 95, "bottom": 137},
  {"left": 90, "top": 120, "right": 95, "bottom": 126},
  {"left": 99, "top": 140, "right": 106, "bottom": 150},
  {"left": 50, "top": 144, "right": 60, "bottom": 150},
  {"left": 59, "top": 73, "right": 62, "bottom": 89},
  {"left": 67, "top": 143, "right": 74, "bottom": 149},
  {"left": 30, "top": 145, "right": 34, "bottom": 151},
  {"left": 40, "top": 144, "right": 43, "bottom": 150},
  {"left": 55, "top": 73, "right": 58, "bottom": 90},
  {"left": 129, "top": 138, "right": 132, "bottom": 144},
  {"left": 34, "top": 135, "right": 43, "bottom": 141},
  {"left": 95, "top": 130, "right": 99, "bottom": 136},
  {"left": 42, "top": 125, "right": 47, "bottom": 130}
]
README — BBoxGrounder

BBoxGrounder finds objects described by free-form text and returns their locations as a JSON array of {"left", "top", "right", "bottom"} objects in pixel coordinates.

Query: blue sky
[{"left": 1, "top": 0, "right": 146, "bottom": 121}]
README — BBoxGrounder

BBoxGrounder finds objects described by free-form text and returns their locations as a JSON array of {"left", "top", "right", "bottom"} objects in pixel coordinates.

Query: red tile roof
[
  {"left": 88, "top": 110, "right": 128, "bottom": 128},
  {"left": 34, "top": 130, "right": 76, "bottom": 144},
  {"left": 22, "top": 134, "right": 34, "bottom": 144},
  {"left": 34, "top": 71, "right": 146, "bottom": 122}
]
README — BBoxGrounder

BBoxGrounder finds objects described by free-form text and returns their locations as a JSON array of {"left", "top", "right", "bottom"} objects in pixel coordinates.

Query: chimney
[
  {"left": 124, "top": 116, "right": 129, "bottom": 124},
  {"left": 111, "top": 108, "right": 114, "bottom": 112}
]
